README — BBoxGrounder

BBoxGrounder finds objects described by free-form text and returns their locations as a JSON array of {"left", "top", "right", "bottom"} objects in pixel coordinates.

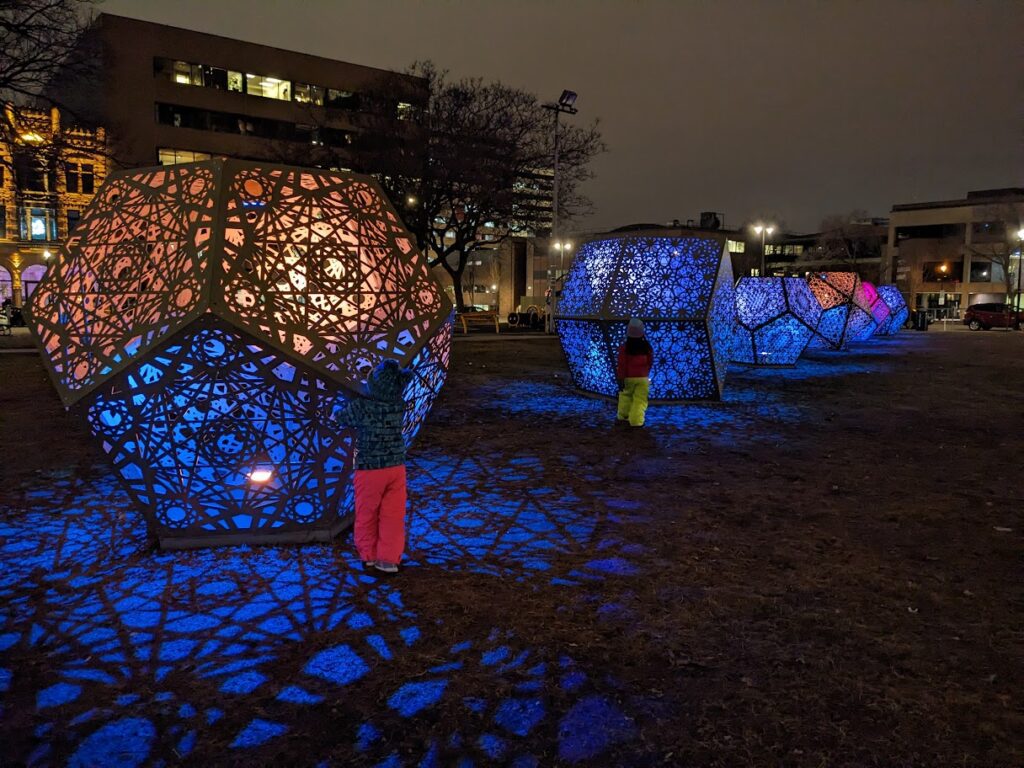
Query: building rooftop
[{"left": 891, "top": 188, "right": 1024, "bottom": 213}]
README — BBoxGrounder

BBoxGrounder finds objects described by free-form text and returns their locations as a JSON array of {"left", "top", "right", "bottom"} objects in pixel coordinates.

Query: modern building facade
[
  {"left": 885, "top": 188, "right": 1024, "bottom": 318},
  {"left": 51, "top": 14, "right": 427, "bottom": 174},
  {"left": 0, "top": 106, "right": 106, "bottom": 308}
]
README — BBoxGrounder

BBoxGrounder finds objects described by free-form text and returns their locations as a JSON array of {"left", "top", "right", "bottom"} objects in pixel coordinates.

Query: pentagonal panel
[
  {"left": 29, "top": 165, "right": 218, "bottom": 404},
  {"left": 556, "top": 232, "right": 734, "bottom": 400},
  {"left": 806, "top": 272, "right": 862, "bottom": 350},
  {"left": 84, "top": 315, "right": 353, "bottom": 547},
  {"left": 733, "top": 277, "right": 819, "bottom": 365},
  {"left": 216, "top": 165, "right": 448, "bottom": 391}
]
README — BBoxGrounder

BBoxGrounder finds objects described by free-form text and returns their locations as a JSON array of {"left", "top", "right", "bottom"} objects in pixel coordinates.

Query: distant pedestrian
[
  {"left": 616, "top": 318, "right": 653, "bottom": 427},
  {"left": 334, "top": 359, "right": 412, "bottom": 574}
]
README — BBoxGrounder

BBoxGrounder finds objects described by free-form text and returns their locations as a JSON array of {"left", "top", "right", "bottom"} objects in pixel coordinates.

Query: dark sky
[{"left": 103, "top": 0, "right": 1023, "bottom": 233}]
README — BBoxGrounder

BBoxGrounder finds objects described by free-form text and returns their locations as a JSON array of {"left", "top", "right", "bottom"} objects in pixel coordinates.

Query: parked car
[{"left": 963, "top": 302, "right": 1020, "bottom": 330}]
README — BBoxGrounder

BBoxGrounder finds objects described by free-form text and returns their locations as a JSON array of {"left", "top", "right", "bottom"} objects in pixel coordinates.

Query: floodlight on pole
[
  {"left": 542, "top": 90, "right": 580, "bottom": 333},
  {"left": 1015, "top": 228, "right": 1024, "bottom": 330},
  {"left": 753, "top": 223, "right": 775, "bottom": 276}
]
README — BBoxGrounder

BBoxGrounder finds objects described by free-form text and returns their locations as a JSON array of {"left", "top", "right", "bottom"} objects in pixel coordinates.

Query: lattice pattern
[
  {"left": 806, "top": 271, "right": 865, "bottom": 350},
  {"left": 733, "top": 277, "right": 821, "bottom": 366},
  {"left": 85, "top": 317, "right": 353, "bottom": 543},
  {"left": 848, "top": 280, "right": 882, "bottom": 341},
  {"left": 875, "top": 284, "right": 909, "bottom": 335},
  {"left": 30, "top": 165, "right": 217, "bottom": 403},
  {"left": 28, "top": 160, "right": 452, "bottom": 547},
  {"left": 556, "top": 234, "right": 734, "bottom": 400}
]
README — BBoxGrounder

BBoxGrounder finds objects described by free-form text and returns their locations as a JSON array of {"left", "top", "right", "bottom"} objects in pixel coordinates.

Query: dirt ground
[{"left": 0, "top": 329, "right": 1021, "bottom": 766}]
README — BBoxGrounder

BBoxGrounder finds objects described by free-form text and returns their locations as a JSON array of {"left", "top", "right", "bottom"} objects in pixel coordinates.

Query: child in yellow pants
[{"left": 616, "top": 318, "right": 653, "bottom": 427}]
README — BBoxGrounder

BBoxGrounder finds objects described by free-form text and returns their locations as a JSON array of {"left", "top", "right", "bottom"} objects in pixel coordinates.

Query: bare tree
[
  {"left": 0, "top": 0, "right": 104, "bottom": 172},
  {"left": 966, "top": 203, "right": 1024, "bottom": 310},
  {"left": 374, "top": 62, "right": 604, "bottom": 311},
  {"left": 798, "top": 211, "right": 888, "bottom": 280}
]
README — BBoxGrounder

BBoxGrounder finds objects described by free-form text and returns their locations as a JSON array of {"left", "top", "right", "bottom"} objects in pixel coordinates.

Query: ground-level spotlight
[{"left": 247, "top": 453, "right": 274, "bottom": 484}]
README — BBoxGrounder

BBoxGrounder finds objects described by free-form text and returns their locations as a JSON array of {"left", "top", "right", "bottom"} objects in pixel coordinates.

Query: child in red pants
[{"left": 335, "top": 359, "right": 412, "bottom": 574}]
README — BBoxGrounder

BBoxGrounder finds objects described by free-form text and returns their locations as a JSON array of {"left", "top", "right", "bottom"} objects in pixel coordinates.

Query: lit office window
[
  {"left": 295, "top": 83, "right": 324, "bottom": 105},
  {"left": 158, "top": 148, "right": 212, "bottom": 165},
  {"left": 20, "top": 207, "right": 58, "bottom": 241},
  {"left": 171, "top": 60, "right": 203, "bottom": 86},
  {"left": 397, "top": 101, "right": 415, "bottom": 120},
  {"left": 245, "top": 73, "right": 291, "bottom": 101},
  {"left": 727, "top": 239, "right": 746, "bottom": 253}
]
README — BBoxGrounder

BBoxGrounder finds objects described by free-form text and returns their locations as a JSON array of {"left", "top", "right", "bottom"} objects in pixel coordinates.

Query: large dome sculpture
[
  {"left": 805, "top": 271, "right": 872, "bottom": 350},
  {"left": 875, "top": 284, "right": 910, "bottom": 335},
  {"left": 555, "top": 231, "right": 735, "bottom": 400},
  {"left": 732, "top": 276, "right": 821, "bottom": 365},
  {"left": 28, "top": 160, "right": 452, "bottom": 548}
]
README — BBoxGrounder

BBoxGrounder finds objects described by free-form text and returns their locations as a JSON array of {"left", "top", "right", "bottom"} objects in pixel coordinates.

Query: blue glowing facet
[{"left": 557, "top": 234, "right": 734, "bottom": 400}]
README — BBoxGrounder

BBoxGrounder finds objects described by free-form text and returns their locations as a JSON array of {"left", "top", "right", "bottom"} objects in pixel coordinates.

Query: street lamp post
[
  {"left": 1016, "top": 229, "right": 1024, "bottom": 330},
  {"left": 542, "top": 90, "right": 578, "bottom": 333},
  {"left": 753, "top": 223, "right": 775, "bottom": 276}
]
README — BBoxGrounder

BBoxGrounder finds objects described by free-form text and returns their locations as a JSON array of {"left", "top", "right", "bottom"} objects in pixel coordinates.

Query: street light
[
  {"left": 1015, "top": 228, "right": 1024, "bottom": 330},
  {"left": 753, "top": 223, "right": 775, "bottom": 276},
  {"left": 542, "top": 90, "right": 579, "bottom": 333}
]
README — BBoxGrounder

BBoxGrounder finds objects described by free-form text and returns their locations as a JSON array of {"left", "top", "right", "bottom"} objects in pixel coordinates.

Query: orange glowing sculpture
[{"left": 28, "top": 160, "right": 452, "bottom": 548}]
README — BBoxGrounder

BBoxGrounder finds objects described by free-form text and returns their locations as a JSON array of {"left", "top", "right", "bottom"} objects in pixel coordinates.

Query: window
[
  {"left": 158, "top": 148, "right": 212, "bottom": 165},
  {"left": 67, "top": 209, "right": 81, "bottom": 234},
  {"left": 294, "top": 83, "right": 324, "bottom": 105},
  {"left": 170, "top": 59, "right": 203, "bottom": 86},
  {"left": 969, "top": 259, "right": 1005, "bottom": 283},
  {"left": 245, "top": 73, "right": 291, "bottom": 100},
  {"left": 0, "top": 205, "right": 5, "bottom": 238},
  {"left": 726, "top": 239, "right": 745, "bottom": 254},
  {"left": 765, "top": 244, "right": 783, "bottom": 255},
  {"left": 326, "top": 88, "right": 360, "bottom": 110},
  {"left": 19, "top": 207, "right": 58, "bottom": 241},
  {"left": 783, "top": 244, "right": 804, "bottom": 256},
  {"left": 397, "top": 101, "right": 415, "bottom": 120},
  {"left": 65, "top": 162, "right": 94, "bottom": 194}
]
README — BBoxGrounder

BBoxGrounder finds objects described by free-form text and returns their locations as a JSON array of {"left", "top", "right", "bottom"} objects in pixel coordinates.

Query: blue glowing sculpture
[
  {"left": 732, "top": 276, "right": 821, "bottom": 365},
  {"left": 555, "top": 232, "right": 735, "bottom": 400},
  {"left": 29, "top": 160, "right": 452, "bottom": 548},
  {"left": 805, "top": 271, "right": 872, "bottom": 350},
  {"left": 875, "top": 284, "right": 909, "bottom": 335}
]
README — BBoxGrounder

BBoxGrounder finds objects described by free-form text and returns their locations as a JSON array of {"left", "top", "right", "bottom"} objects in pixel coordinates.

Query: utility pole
[{"left": 542, "top": 90, "right": 577, "bottom": 333}]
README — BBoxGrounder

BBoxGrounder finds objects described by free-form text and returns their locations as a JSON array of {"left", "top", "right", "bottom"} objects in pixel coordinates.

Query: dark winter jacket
[
  {"left": 335, "top": 360, "right": 412, "bottom": 470},
  {"left": 616, "top": 339, "right": 653, "bottom": 379}
]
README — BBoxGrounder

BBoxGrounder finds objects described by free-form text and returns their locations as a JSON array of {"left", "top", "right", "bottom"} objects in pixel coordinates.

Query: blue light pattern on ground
[
  {"left": 0, "top": 339, "right": 916, "bottom": 764},
  {"left": 556, "top": 235, "right": 734, "bottom": 400}
]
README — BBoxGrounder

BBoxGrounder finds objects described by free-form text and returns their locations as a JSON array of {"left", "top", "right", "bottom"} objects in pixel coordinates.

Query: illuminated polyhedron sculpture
[
  {"left": 805, "top": 271, "right": 873, "bottom": 350},
  {"left": 29, "top": 160, "right": 452, "bottom": 548},
  {"left": 555, "top": 232, "right": 735, "bottom": 400},
  {"left": 874, "top": 284, "right": 910, "bottom": 335},
  {"left": 732, "top": 276, "right": 821, "bottom": 365},
  {"left": 847, "top": 280, "right": 888, "bottom": 341}
]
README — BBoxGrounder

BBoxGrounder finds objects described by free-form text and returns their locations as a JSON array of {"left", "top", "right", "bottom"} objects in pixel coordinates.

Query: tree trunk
[{"left": 439, "top": 258, "right": 468, "bottom": 312}]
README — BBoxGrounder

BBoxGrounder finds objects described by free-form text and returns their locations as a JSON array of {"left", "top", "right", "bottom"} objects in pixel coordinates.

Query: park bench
[{"left": 457, "top": 311, "right": 500, "bottom": 334}]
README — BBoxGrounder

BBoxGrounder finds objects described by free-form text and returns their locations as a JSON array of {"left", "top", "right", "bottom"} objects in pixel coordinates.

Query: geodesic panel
[
  {"left": 848, "top": 280, "right": 882, "bottom": 341},
  {"left": 875, "top": 284, "right": 909, "bottom": 335},
  {"left": 29, "top": 159, "right": 452, "bottom": 548},
  {"left": 555, "top": 234, "right": 734, "bottom": 400},
  {"left": 805, "top": 272, "right": 866, "bottom": 351},
  {"left": 30, "top": 165, "right": 217, "bottom": 404},
  {"left": 85, "top": 316, "right": 353, "bottom": 547},
  {"left": 732, "top": 277, "right": 821, "bottom": 365}
]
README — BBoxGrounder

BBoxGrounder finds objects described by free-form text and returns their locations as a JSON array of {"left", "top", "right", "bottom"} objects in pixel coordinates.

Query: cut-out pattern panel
[
  {"left": 875, "top": 284, "right": 909, "bottom": 335},
  {"left": 555, "top": 234, "right": 734, "bottom": 400},
  {"left": 28, "top": 159, "right": 452, "bottom": 547},
  {"left": 733, "top": 277, "right": 821, "bottom": 365},
  {"left": 806, "top": 271, "right": 863, "bottom": 350}
]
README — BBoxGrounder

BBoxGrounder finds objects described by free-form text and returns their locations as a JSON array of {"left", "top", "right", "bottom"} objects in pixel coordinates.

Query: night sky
[{"left": 101, "top": 0, "right": 1023, "bottom": 234}]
